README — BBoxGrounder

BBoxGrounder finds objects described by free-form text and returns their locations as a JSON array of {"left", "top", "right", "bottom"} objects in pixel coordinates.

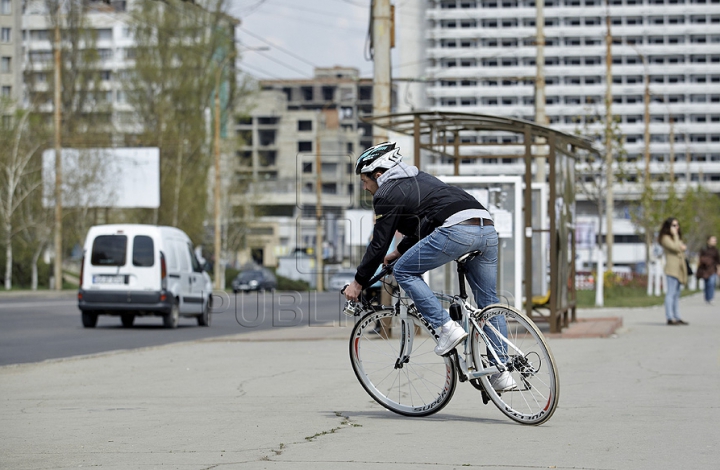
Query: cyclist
[{"left": 343, "top": 142, "right": 515, "bottom": 391}]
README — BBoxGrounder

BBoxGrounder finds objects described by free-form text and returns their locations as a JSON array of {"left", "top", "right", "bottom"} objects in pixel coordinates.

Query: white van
[{"left": 77, "top": 224, "right": 213, "bottom": 329}]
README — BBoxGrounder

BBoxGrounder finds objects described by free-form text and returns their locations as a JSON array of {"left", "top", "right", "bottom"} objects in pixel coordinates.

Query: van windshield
[{"left": 91, "top": 235, "right": 127, "bottom": 266}]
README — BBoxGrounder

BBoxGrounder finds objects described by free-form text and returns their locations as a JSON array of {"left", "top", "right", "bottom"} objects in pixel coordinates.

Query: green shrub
[
  {"left": 224, "top": 268, "right": 240, "bottom": 289},
  {"left": 276, "top": 275, "right": 310, "bottom": 291}
]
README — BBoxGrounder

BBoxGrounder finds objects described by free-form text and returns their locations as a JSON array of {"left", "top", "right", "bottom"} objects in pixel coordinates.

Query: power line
[
  {"left": 238, "top": 26, "right": 318, "bottom": 68},
  {"left": 253, "top": 50, "right": 309, "bottom": 76},
  {"left": 329, "top": 0, "right": 368, "bottom": 7},
  {"left": 264, "top": 0, "right": 360, "bottom": 20},
  {"left": 233, "top": 0, "right": 268, "bottom": 16},
  {"left": 246, "top": 5, "right": 367, "bottom": 33},
  {"left": 238, "top": 62, "right": 283, "bottom": 79}
]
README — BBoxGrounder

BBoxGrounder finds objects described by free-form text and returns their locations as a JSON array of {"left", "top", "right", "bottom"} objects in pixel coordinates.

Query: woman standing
[
  {"left": 659, "top": 217, "right": 689, "bottom": 325},
  {"left": 696, "top": 235, "right": 720, "bottom": 304}
]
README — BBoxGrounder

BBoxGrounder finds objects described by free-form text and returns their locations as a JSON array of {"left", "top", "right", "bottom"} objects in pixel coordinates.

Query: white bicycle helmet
[{"left": 354, "top": 142, "right": 403, "bottom": 175}]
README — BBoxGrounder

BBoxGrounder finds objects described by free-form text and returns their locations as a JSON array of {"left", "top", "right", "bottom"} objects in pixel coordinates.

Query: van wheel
[
  {"left": 121, "top": 314, "right": 135, "bottom": 328},
  {"left": 197, "top": 300, "right": 211, "bottom": 327},
  {"left": 82, "top": 311, "right": 98, "bottom": 328},
  {"left": 163, "top": 302, "right": 179, "bottom": 329}
]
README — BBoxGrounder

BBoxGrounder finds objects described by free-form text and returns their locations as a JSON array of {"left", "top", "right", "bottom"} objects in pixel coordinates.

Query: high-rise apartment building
[
  {"left": 396, "top": 0, "right": 720, "bottom": 268},
  {"left": 21, "top": 0, "right": 236, "bottom": 141},
  {"left": 0, "top": 0, "right": 22, "bottom": 113}
]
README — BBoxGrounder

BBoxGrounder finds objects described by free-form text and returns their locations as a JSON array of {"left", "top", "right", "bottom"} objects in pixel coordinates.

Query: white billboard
[{"left": 43, "top": 147, "right": 160, "bottom": 209}]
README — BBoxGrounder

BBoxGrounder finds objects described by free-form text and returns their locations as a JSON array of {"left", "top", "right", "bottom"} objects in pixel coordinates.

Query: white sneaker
[
  {"left": 434, "top": 320, "right": 468, "bottom": 356},
  {"left": 489, "top": 371, "right": 518, "bottom": 392}
]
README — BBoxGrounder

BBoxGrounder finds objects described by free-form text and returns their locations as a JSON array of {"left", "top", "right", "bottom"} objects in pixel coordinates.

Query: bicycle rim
[
  {"left": 470, "top": 305, "right": 560, "bottom": 425},
  {"left": 350, "top": 309, "right": 457, "bottom": 417}
]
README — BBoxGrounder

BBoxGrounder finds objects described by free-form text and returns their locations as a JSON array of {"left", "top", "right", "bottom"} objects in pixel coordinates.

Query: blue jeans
[
  {"left": 393, "top": 224, "right": 507, "bottom": 360},
  {"left": 704, "top": 273, "right": 717, "bottom": 302},
  {"left": 665, "top": 275, "right": 682, "bottom": 321}
]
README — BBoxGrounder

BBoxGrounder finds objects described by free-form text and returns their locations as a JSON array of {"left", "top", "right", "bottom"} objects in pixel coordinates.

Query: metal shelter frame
[{"left": 362, "top": 111, "right": 600, "bottom": 333}]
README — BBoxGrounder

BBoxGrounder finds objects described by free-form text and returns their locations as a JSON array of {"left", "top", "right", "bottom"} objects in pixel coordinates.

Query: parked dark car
[{"left": 231, "top": 269, "right": 277, "bottom": 293}]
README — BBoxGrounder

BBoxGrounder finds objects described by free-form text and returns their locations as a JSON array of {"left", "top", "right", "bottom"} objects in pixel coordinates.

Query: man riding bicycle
[{"left": 343, "top": 142, "right": 515, "bottom": 391}]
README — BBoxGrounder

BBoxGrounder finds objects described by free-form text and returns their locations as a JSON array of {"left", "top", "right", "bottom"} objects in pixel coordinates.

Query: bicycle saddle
[{"left": 457, "top": 250, "right": 481, "bottom": 263}]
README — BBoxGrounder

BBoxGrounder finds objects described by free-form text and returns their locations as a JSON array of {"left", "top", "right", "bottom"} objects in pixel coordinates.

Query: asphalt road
[{"left": 0, "top": 291, "right": 350, "bottom": 366}]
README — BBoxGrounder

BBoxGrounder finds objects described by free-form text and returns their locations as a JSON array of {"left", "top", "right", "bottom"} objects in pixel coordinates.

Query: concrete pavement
[{"left": 1, "top": 293, "right": 719, "bottom": 469}]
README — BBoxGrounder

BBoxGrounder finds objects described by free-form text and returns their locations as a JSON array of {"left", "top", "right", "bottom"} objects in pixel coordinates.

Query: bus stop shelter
[{"left": 362, "top": 111, "right": 600, "bottom": 333}]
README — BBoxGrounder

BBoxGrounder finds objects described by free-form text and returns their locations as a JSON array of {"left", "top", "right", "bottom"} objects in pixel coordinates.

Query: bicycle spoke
[
  {"left": 471, "top": 305, "right": 559, "bottom": 425},
  {"left": 350, "top": 310, "right": 456, "bottom": 417}
]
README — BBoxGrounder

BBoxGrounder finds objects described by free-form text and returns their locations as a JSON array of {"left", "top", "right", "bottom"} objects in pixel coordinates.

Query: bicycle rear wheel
[
  {"left": 350, "top": 309, "right": 457, "bottom": 417},
  {"left": 470, "top": 304, "right": 559, "bottom": 425}
]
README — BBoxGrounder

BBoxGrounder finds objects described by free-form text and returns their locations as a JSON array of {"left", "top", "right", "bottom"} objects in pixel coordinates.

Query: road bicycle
[{"left": 342, "top": 251, "right": 560, "bottom": 425}]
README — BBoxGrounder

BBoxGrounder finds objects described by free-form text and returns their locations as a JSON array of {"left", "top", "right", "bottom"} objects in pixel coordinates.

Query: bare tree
[
  {"left": 574, "top": 110, "right": 627, "bottom": 305},
  {"left": 0, "top": 107, "right": 46, "bottom": 289},
  {"left": 123, "top": 0, "right": 238, "bottom": 243}
]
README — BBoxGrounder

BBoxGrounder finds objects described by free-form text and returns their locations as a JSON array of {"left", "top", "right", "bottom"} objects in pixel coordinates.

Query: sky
[{"left": 229, "top": 0, "right": 374, "bottom": 80}]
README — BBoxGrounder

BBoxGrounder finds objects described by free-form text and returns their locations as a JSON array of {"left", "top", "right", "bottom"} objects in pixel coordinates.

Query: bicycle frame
[
  {"left": 347, "top": 258, "right": 530, "bottom": 383},
  {"left": 398, "top": 292, "right": 507, "bottom": 381}
]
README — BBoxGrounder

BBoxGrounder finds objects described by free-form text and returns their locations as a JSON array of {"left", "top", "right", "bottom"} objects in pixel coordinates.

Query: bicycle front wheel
[
  {"left": 349, "top": 309, "right": 457, "bottom": 417},
  {"left": 470, "top": 304, "right": 559, "bottom": 425}
]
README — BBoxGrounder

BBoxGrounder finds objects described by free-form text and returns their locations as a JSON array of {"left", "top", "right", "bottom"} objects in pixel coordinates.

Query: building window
[
  {"left": 302, "top": 162, "right": 313, "bottom": 173},
  {"left": 97, "top": 28, "right": 113, "bottom": 40},
  {"left": 1, "top": 0, "right": 11, "bottom": 14},
  {"left": 259, "top": 151, "right": 276, "bottom": 167},
  {"left": 99, "top": 49, "right": 113, "bottom": 61},
  {"left": 298, "top": 141, "right": 313, "bottom": 153},
  {"left": 565, "top": 76, "right": 581, "bottom": 85},
  {"left": 322, "top": 86, "right": 335, "bottom": 101},
  {"left": 298, "top": 120, "right": 312, "bottom": 131},
  {"left": 1, "top": 86, "right": 10, "bottom": 97},
  {"left": 301, "top": 86, "right": 313, "bottom": 101},
  {"left": 1, "top": 27, "right": 10, "bottom": 43},
  {"left": 565, "top": 37, "right": 581, "bottom": 46},
  {"left": 258, "top": 130, "right": 276, "bottom": 146},
  {"left": 358, "top": 86, "right": 371, "bottom": 101},
  {"left": 1, "top": 56, "right": 10, "bottom": 73}
]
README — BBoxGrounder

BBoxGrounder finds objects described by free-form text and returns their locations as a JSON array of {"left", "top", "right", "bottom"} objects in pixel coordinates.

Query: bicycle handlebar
[
  {"left": 339, "top": 261, "right": 397, "bottom": 295},
  {"left": 366, "top": 260, "right": 396, "bottom": 287}
]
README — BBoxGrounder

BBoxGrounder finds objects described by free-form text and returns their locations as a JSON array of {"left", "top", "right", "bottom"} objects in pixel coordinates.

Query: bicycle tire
[
  {"left": 470, "top": 304, "right": 560, "bottom": 425},
  {"left": 349, "top": 309, "right": 457, "bottom": 417}
]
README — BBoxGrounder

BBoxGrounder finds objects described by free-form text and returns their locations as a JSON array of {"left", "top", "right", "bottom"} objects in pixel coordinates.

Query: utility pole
[
  {"left": 213, "top": 66, "right": 222, "bottom": 290},
  {"left": 53, "top": 4, "right": 63, "bottom": 291},
  {"left": 640, "top": 49, "right": 652, "bottom": 286},
  {"left": 372, "top": 0, "right": 394, "bottom": 327},
  {"left": 604, "top": 3, "right": 614, "bottom": 271},
  {"left": 643, "top": 57, "right": 650, "bottom": 183},
  {"left": 372, "top": 0, "right": 391, "bottom": 144},
  {"left": 315, "top": 128, "right": 323, "bottom": 292},
  {"left": 669, "top": 115, "right": 675, "bottom": 184},
  {"left": 534, "top": 0, "right": 547, "bottom": 183}
]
